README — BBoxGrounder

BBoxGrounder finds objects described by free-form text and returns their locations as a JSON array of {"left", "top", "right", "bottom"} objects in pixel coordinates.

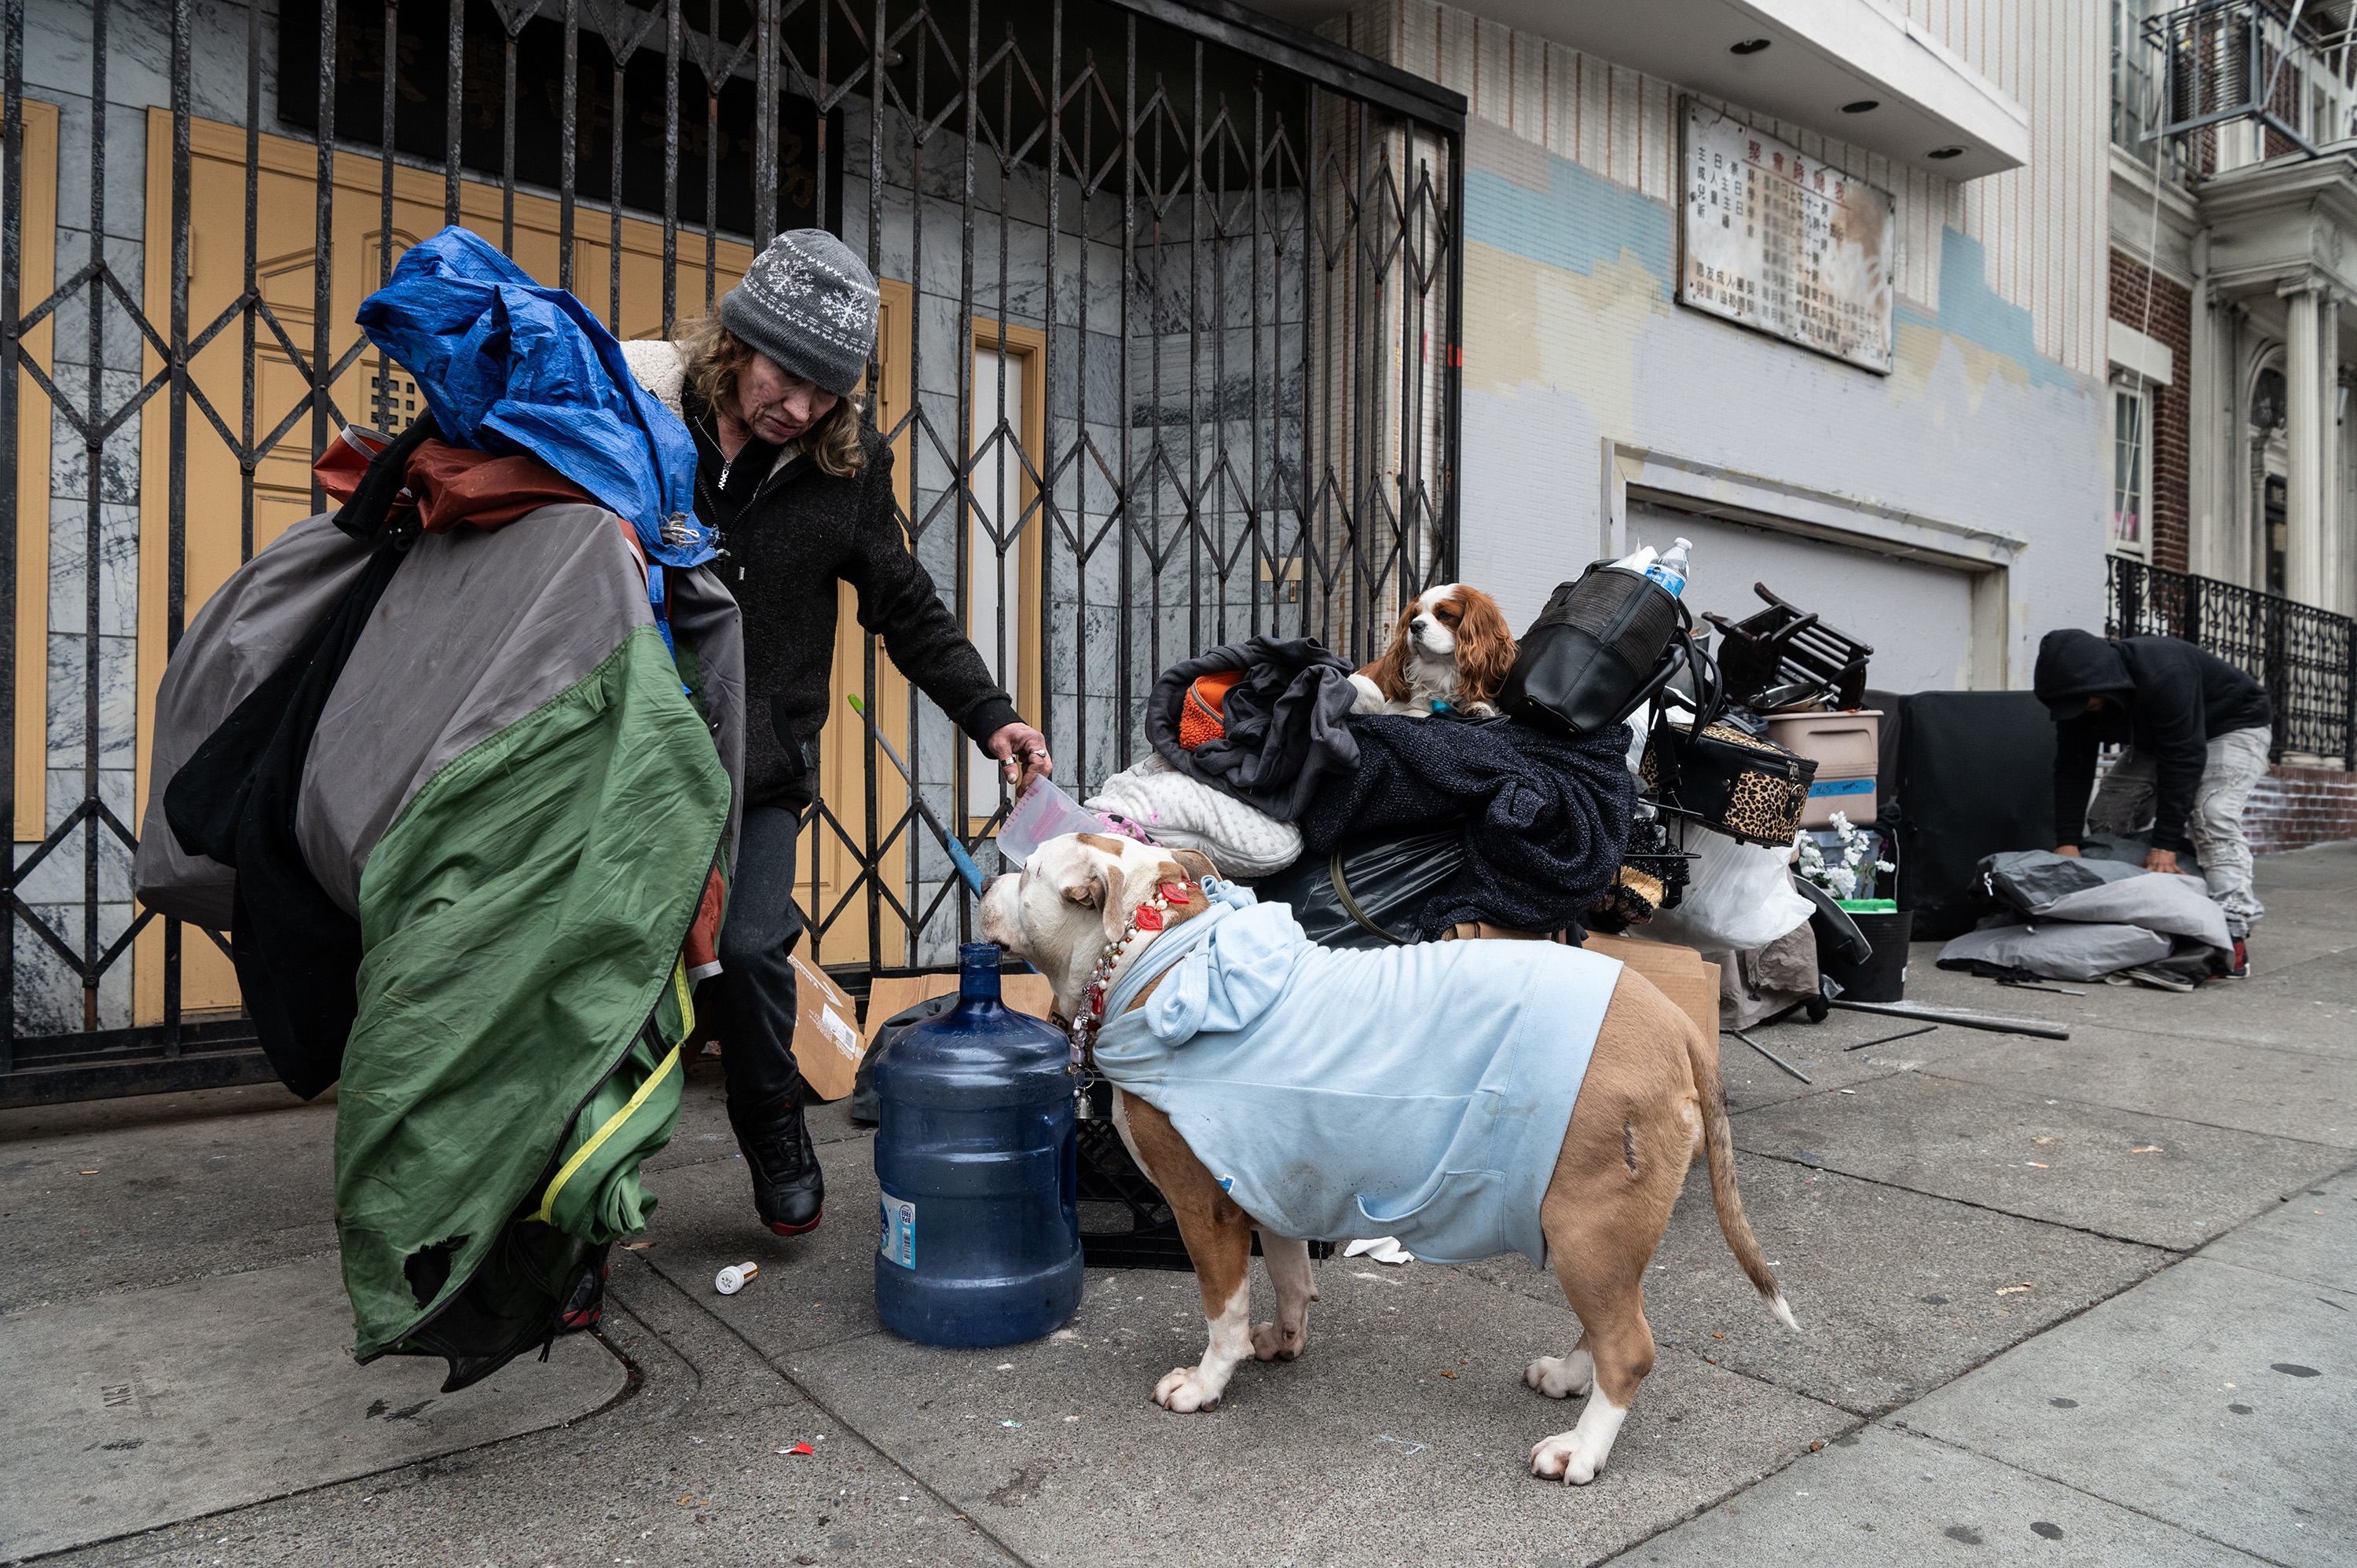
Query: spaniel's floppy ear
[
  {"left": 1450, "top": 585, "right": 1519, "bottom": 707},
  {"left": 1358, "top": 600, "right": 1417, "bottom": 702}
]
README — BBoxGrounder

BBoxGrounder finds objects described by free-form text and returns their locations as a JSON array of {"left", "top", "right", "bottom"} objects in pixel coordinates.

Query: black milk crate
[{"left": 1074, "top": 1094, "right": 1336, "bottom": 1272}]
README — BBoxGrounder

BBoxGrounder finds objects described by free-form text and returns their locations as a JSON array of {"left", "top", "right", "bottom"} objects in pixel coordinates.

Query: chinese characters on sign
[{"left": 1679, "top": 100, "right": 1896, "bottom": 374}]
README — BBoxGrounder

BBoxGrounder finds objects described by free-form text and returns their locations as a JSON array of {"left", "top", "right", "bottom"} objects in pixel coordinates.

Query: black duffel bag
[{"left": 1500, "top": 561, "right": 1687, "bottom": 738}]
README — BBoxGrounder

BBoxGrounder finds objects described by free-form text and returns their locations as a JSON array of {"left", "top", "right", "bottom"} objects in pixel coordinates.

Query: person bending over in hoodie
[{"left": 2033, "top": 628, "right": 2272, "bottom": 976}]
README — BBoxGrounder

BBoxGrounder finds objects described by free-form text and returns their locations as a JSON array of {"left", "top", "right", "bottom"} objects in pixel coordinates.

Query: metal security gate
[
  {"left": 0, "top": 0, "right": 1462, "bottom": 1104},
  {"left": 2108, "top": 555, "right": 2357, "bottom": 766}
]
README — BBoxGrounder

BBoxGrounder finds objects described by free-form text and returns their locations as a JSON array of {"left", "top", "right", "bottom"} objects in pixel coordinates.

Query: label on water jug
[{"left": 878, "top": 1190, "right": 917, "bottom": 1269}]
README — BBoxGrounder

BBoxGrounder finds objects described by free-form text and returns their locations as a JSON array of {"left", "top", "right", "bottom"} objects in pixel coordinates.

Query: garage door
[{"left": 1627, "top": 502, "right": 1978, "bottom": 692}]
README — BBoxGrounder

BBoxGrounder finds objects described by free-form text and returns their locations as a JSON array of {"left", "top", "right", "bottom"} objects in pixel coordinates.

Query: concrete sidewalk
[{"left": 2, "top": 844, "right": 2351, "bottom": 1566}]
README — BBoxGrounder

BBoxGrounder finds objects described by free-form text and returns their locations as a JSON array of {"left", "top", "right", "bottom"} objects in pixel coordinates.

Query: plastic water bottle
[
  {"left": 871, "top": 943, "right": 1082, "bottom": 1346},
  {"left": 1644, "top": 537, "right": 1693, "bottom": 599}
]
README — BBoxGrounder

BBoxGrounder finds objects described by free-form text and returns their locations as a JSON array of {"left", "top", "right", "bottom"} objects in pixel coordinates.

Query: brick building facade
[
  {"left": 2108, "top": 249, "right": 2193, "bottom": 574},
  {"left": 2246, "top": 764, "right": 2357, "bottom": 855}
]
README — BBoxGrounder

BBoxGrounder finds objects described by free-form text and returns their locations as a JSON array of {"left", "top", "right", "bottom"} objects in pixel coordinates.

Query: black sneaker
[
  {"left": 732, "top": 1095, "right": 823, "bottom": 1236},
  {"left": 2220, "top": 939, "right": 2250, "bottom": 980}
]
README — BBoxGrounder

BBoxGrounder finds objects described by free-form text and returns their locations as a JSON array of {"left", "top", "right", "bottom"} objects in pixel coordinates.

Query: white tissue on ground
[{"left": 1343, "top": 1236, "right": 1415, "bottom": 1265}]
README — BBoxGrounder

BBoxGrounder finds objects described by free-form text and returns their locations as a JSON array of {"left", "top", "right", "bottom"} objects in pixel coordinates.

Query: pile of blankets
[
  {"left": 1142, "top": 637, "right": 1362, "bottom": 820},
  {"left": 1086, "top": 753, "right": 1303, "bottom": 877},
  {"left": 1936, "top": 850, "right": 2231, "bottom": 982},
  {"left": 1107, "top": 635, "right": 1637, "bottom": 940},
  {"left": 1296, "top": 716, "right": 1635, "bottom": 940}
]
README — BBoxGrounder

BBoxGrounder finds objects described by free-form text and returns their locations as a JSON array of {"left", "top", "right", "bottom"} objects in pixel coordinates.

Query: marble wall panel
[
  {"left": 1047, "top": 695, "right": 1130, "bottom": 796},
  {"left": 40, "top": 235, "right": 154, "bottom": 381},
  {"left": 39, "top": 90, "right": 151, "bottom": 251},
  {"left": 46, "top": 380, "right": 146, "bottom": 509},
  {"left": 844, "top": 181, "right": 1153, "bottom": 339},
  {"left": 189, "top": 0, "right": 280, "bottom": 126},
  {"left": 10, "top": 898, "right": 133, "bottom": 1036},
  {"left": 20, "top": 765, "right": 137, "bottom": 903},
  {"left": 44, "top": 631, "right": 139, "bottom": 772},
  {"left": 43, "top": 502, "right": 142, "bottom": 641},
  {"left": 859, "top": 107, "right": 1061, "bottom": 232}
]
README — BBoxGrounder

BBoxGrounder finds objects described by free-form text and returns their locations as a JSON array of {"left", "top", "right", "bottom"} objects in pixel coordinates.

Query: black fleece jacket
[
  {"left": 2033, "top": 629, "right": 2271, "bottom": 852},
  {"left": 687, "top": 405, "right": 1019, "bottom": 810}
]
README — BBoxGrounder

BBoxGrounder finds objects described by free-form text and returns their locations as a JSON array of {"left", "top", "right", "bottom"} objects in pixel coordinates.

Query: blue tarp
[{"left": 356, "top": 226, "right": 716, "bottom": 572}]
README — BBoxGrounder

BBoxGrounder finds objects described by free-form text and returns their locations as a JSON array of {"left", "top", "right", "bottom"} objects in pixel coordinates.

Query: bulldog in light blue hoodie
[{"left": 981, "top": 831, "right": 1798, "bottom": 1486}]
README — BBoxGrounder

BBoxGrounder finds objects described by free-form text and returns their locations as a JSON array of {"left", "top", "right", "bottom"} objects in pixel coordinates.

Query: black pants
[{"left": 708, "top": 804, "right": 809, "bottom": 1113}]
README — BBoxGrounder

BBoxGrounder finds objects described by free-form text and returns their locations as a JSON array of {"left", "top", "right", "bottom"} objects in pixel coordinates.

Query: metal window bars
[
  {"left": 2139, "top": 0, "right": 2357, "bottom": 159},
  {"left": 2106, "top": 553, "right": 2357, "bottom": 766},
  {"left": 0, "top": 0, "right": 1464, "bottom": 1103}
]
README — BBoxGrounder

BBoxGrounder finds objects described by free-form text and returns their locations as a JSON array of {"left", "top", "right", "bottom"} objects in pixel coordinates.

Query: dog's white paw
[
  {"left": 1524, "top": 1350, "right": 1594, "bottom": 1399},
  {"left": 1154, "top": 1366, "right": 1223, "bottom": 1412},
  {"left": 1251, "top": 1321, "right": 1307, "bottom": 1361},
  {"left": 1530, "top": 1431, "right": 1604, "bottom": 1486}
]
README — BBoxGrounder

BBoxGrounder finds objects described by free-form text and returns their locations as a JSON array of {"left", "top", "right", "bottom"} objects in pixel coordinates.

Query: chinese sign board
[{"left": 1679, "top": 100, "right": 1896, "bottom": 374}]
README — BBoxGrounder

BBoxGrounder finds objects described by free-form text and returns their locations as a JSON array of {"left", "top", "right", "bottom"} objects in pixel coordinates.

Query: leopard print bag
[{"left": 1638, "top": 639, "right": 1819, "bottom": 847}]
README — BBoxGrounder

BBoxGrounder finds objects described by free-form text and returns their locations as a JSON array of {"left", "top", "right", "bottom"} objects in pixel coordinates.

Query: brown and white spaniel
[{"left": 1349, "top": 583, "right": 1516, "bottom": 719}]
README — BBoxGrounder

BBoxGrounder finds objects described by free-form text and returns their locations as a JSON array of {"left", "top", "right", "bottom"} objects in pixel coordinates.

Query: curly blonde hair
[{"left": 675, "top": 313, "right": 868, "bottom": 479}]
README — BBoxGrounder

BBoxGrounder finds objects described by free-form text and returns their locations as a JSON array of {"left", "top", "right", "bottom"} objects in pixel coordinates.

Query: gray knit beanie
[{"left": 718, "top": 229, "right": 879, "bottom": 398}]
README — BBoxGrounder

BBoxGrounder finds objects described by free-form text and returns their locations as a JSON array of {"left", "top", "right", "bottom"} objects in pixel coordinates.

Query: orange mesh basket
[{"left": 1178, "top": 669, "right": 1244, "bottom": 751}]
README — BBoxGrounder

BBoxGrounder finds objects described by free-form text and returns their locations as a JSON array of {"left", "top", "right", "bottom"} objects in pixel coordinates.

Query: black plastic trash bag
[
  {"left": 849, "top": 993, "right": 957, "bottom": 1126},
  {"left": 1249, "top": 826, "right": 1466, "bottom": 949}
]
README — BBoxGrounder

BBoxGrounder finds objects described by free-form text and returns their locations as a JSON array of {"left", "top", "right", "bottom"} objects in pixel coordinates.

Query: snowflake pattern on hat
[{"left": 721, "top": 229, "right": 878, "bottom": 396}]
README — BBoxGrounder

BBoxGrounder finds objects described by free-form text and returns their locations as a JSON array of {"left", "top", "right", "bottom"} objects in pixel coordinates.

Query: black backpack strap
[{"left": 1328, "top": 852, "right": 1406, "bottom": 946}]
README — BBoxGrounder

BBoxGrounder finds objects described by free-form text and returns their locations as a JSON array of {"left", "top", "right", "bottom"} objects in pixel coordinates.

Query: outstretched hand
[{"left": 987, "top": 721, "right": 1054, "bottom": 793}]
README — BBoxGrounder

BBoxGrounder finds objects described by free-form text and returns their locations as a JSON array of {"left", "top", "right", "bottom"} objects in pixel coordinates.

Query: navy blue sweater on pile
[{"left": 1297, "top": 716, "right": 1637, "bottom": 940}]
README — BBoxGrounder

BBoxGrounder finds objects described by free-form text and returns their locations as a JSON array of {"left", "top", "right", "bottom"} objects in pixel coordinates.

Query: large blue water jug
[{"left": 871, "top": 943, "right": 1082, "bottom": 1346}]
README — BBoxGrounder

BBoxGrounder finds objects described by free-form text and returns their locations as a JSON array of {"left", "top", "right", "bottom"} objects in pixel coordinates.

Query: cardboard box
[
  {"left": 860, "top": 972, "right": 1061, "bottom": 1047},
  {"left": 785, "top": 954, "right": 867, "bottom": 1102},
  {"left": 1582, "top": 933, "right": 1721, "bottom": 1041}
]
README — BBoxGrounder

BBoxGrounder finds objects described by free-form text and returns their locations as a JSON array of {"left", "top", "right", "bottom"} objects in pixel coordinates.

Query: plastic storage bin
[
  {"left": 871, "top": 943, "right": 1083, "bottom": 1346},
  {"left": 1766, "top": 709, "right": 1880, "bottom": 829}
]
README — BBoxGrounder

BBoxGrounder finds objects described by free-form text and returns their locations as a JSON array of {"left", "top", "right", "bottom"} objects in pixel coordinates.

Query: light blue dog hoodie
[{"left": 1094, "top": 881, "right": 1622, "bottom": 1267}]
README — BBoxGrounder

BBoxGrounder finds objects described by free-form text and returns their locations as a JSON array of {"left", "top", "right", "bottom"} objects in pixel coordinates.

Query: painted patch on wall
[
  {"left": 1463, "top": 145, "right": 1675, "bottom": 285},
  {"left": 1897, "top": 227, "right": 2078, "bottom": 396}
]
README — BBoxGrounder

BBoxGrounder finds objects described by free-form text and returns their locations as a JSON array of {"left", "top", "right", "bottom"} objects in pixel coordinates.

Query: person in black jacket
[
  {"left": 2033, "top": 628, "right": 2271, "bottom": 972},
  {"left": 626, "top": 230, "right": 1051, "bottom": 1239}
]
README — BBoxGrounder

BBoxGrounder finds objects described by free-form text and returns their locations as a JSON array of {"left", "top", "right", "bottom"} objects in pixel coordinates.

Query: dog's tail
[{"left": 1681, "top": 1017, "right": 1801, "bottom": 1332}]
